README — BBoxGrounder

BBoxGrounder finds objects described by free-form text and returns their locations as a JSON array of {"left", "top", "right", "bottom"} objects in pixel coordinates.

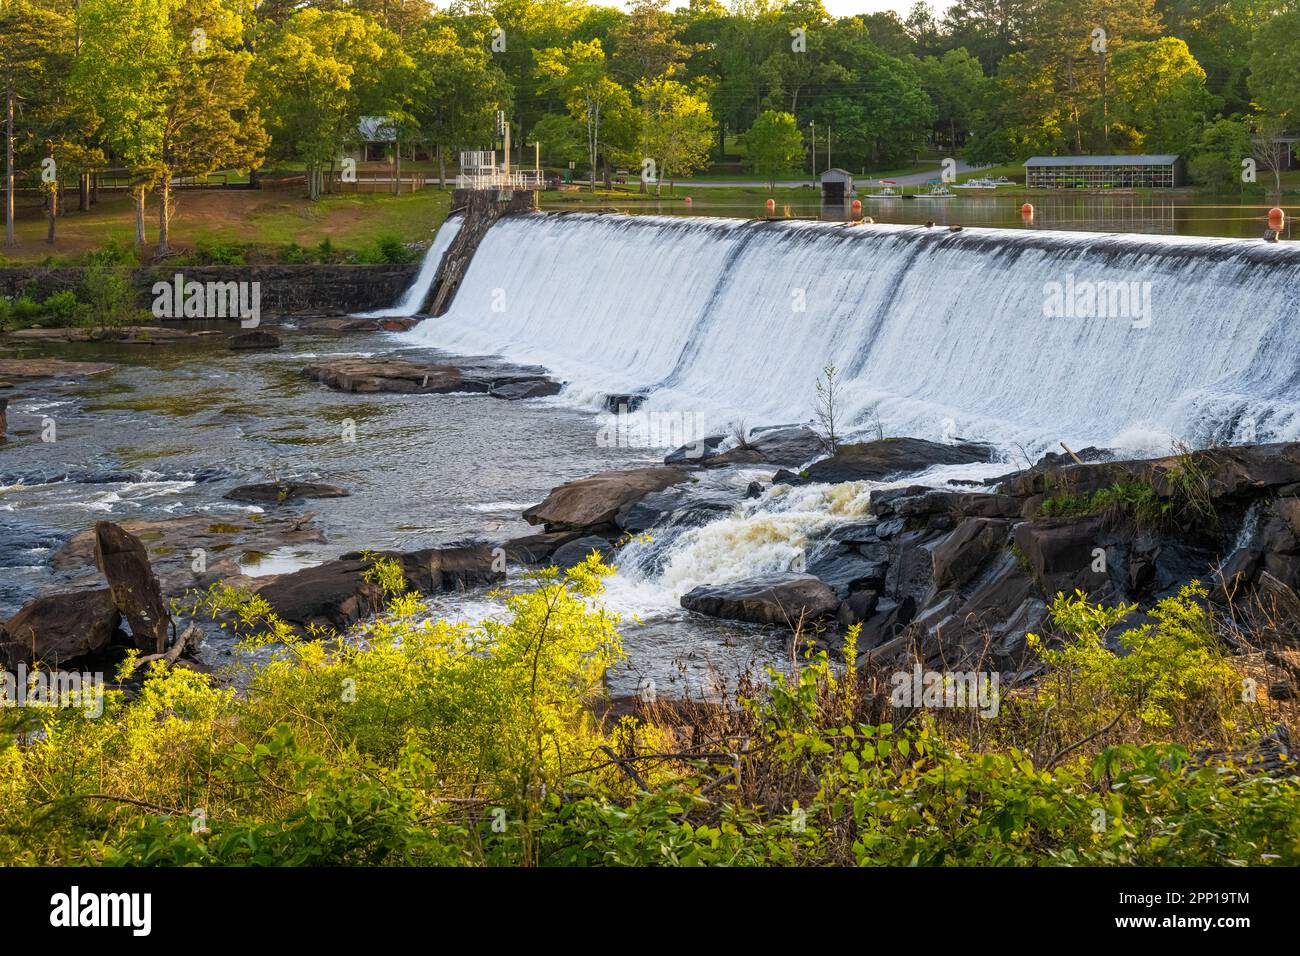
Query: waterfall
[
  {"left": 355, "top": 216, "right": 462, "bottom": 318},
  {"left": 400, "top": 213, "right": 1300, "bottom": 458}
]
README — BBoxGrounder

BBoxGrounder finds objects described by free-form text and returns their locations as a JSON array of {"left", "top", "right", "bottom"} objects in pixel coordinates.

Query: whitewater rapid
[{"left": 400, "top": 213, "right": 1300, "bottom": 457}]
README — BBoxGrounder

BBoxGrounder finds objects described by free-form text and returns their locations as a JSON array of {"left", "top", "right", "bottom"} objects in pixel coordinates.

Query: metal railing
[{"left": 455, "top": 169, "right": 544, "bottom": 190}]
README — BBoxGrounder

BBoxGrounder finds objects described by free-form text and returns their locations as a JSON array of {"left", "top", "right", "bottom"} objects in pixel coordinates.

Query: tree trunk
[
  {"left": 437, "top": 143, "right": 446, "bottom": 188},
  {"left": 46, "top": 187, "right": 56, "bottom": 244},
  {"left": 91, "top": 172, "right": 98, "bottom": 205},
  {"left": 393, "top": 139, "right": 400, "bottom": 196},
  {"left": 157, "top": 175, "right": 171, "bottom": 254},
  {"left": 79, "top": 172, "right": 89, "bottom": 211},
  {"left": 134, "top": 185, "right": 146, "bottom": 247},
  {"left": 4, "top": 78, "right": 13, "bottom": 247}
]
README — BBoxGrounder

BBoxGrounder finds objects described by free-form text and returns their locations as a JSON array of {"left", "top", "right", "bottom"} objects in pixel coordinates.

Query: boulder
[
  {"left": 0, "top": 359, "right": 114, "bottom": 380},
  {"left": 502, "top": 531, "right": 591, "bottom": 564},
  {"left": 837, "top": 589, "right": 881, "bottom": 627},
  {"left": 223, "top": 482, "right": 350, "bottom": 505},
  {"left": 615, "top": 484, "right": 737, "bottom": 533},
  {"left": 807, "top": 546, "right": 888, "bottom": 599},
  {"left": 523, "top": 466, "right": 690, "bottom": 531},
  {"left": 303, "top": 358, "right": 481, "bottom": 395},
  {"left": 0, "top": 589, "right": 122, "bottom": 669},
  {"left": 230, "top": 330, "right": 282, "bottom": 349},
  {"left": 300, "top": 316, "right": 418, "bottom": 333},
  {"left": 680, "top": 573, "right": 839, "bottom": 626},
  {"left": 0, "top": 396, "right": 6, "bottom": 441},
  {"left": 931, "top": 518, "right": 1008, "bottom": 590},
  {"left": 489, "top": 379, "right": 563, "bottom": 400},
  {"left": 94, "top": 521, "right": 170, "bottom": 654},
  {"left": 784, "top": 437, "right": 996, "bottom": 485},
  {"left": 550, "top": 536, "right": 614, "bottom": 570},
  {"left": 257, "top": 544, "right": 502, "bottom": 633},
  {"left": 1013, "top": 516, "right": 1111, "bottom": 599}
]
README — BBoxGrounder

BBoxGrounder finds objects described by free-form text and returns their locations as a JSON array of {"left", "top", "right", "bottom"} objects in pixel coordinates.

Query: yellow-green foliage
[
  {"left": 0, "top": 555, "right": 622, "bottom": 865},
  {"left": 1027, "top": 582, "right": 1243, "bottom": 740}
]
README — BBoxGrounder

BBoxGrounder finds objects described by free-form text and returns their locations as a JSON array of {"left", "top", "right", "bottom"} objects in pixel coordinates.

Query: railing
[{"left": 455, "top": 169, "right": 544, "bottom": 190}]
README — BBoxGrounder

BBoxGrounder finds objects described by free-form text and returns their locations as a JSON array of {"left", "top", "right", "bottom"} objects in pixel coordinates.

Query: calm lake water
[{"left": 553, "top": 191, "right": 1297, "bottom": 241}]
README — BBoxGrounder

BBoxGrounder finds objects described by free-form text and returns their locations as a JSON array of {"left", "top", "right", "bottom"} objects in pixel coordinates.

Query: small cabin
[{"left": 820, "top": 168, "right": 855, "bottom": 203}]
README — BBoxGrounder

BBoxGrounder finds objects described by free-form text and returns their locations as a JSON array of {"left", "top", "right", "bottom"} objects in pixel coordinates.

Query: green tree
[
  {"left": 1109, "top": 37, "right": 1215, "bottom": 154},
  {"left": 1187, "top": 116, "right": 1251, "bottom": 193},
  {"left": 255, "top": 8, "right": 399, "bottom": 200},
  {"left": 403, "top": 17, "right": 511, "bottom": 187},
  {"left": 741, "top": 108, "right": 803, "bottom": 188},
  {"left": 637, "top": 75, "right": 714, "bottom": 193},
  {"left": 536, "top": 38, "right": 623, "bottom": 190}
]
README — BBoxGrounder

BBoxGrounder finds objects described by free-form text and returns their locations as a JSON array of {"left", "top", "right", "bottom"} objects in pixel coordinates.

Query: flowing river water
[{"left": 5, "top": 210, "right": 1300, "bottom": 696}]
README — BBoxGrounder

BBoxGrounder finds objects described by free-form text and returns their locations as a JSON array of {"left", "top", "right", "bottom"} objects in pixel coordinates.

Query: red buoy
[
  {"left": 684, "top": 196, "right": 692, "bottom": 207},
  {"left": 851, "top": 199, "right": 862, "bottom": 217},
  {"left": 765, "top": 198, "right": 775, "bottom": 214},
  {"left": 1268, "top": 206, "right": 1285, "bottom": 229},
  {"left": 1021, "top": 203, "right": 1034, "bottom": 216}
]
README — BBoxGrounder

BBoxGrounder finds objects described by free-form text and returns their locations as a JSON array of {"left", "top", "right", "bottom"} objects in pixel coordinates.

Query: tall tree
[
  {"left": 0, "top": 0, "right": 68, "bottom": 246},
  {"left": 638, "top": 75, "right": 714, "bottom": 193},
  {"left": 741, "top": 108, "right": 803, "bottom": 188},
  {"left": 536, "top": 38, "right": 621, "bottom": 189}
]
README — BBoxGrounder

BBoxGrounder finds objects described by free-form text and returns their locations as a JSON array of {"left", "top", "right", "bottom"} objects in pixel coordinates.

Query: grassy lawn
[
  {"left": 0, "top": 186, "right": 453, "bottom": 265},
  {"left": 539, "top": 183, "right": 823, "bottom": 218}
]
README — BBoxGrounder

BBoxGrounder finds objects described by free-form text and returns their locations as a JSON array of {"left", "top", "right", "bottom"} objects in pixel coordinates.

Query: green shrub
[
  {"left": 193, "top": 237, "right": 247, "bottom": 265},
  {"left": 77, "top": 263, "right": 144, "bottom": 333}
]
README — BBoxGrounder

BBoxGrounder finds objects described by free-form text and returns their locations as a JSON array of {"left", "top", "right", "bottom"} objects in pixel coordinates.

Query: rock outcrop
[
  {"left": 523, "top": 466, "right": 690, "bottom": 531},
  {"left": 681, "top": 573, "right": 840, "bottom": 626}
]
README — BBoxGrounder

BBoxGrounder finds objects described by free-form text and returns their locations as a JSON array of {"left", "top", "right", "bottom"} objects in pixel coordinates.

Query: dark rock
[
  {"left": 0, "top": 589, "right": 122, "bottom": 669},
  {"left": 230, "top": 330, "right": 282, "bottom": 349},
  {"left": 502, "top": 531, "right": 590, "bottom": 564},
  {"left": 1013, "top": 516, "right": 1111, "bottom": 598},
  {"left": 837, "top": 590, "right": 881, "bottom": 627},
  {"left": 550, "top": 536, "right": 614, "bottom": 570},
  {"left": 664, "top": 435, "right": 727, "bottom": 465},
  {"left": 615, "top": 484, "right": 736, "bottom": 534},
  {"left": 788, "top": 437, "right": 996, "bottom": 485},
  {"left": 884, "top": 530, "right": 943, "bottom": 608},
  {"left": 524, "top": 466, "right": 690, "bottom": 531},
  {"left": 489, "top": 379, "right": 563, "bottom": 400},
  {"left": 855, "top": 597, "right": 916, "bottom": 650},
  {"left": 94, "top": 521, "right": 170, "bottom": 654},
  {"left": 0, "top": 396, "right": 7, "bottom": 441},
  {"left": 808, "top": 547, "right": 888, "bottom": 599},
  {"left": 260, "top": 544, "right": 502, "bottom": 633},
  {"left": 931, "top": 518, "right": 1008, "bottom": 590},
  {"left": 680, "top": 573, "right": 839, "bottom": 626},
  {"left": 223, "top": 482, "right": 350, "bottom": 505},
  {"left": 1212, "top": 546, "right": 1261, "bottom": 600},
  {"left": 603, "top": 394, "right": 646, "bottom": 413},
  {"left": 745, "top": 481, "right": 765, "bottom": 499}
]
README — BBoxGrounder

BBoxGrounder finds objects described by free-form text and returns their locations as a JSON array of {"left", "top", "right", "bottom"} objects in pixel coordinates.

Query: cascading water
[
  {"left": 355, "top": 216, "right": 462, "bottom": 318},
  {"left": 403, "top": 213, "right": 1300, "bottom": 457}
]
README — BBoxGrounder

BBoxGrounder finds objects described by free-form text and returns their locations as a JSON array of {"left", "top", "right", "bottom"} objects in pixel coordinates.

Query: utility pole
[
  {"left": 810, "top": 121, "right": 815, "bottom": 187},
  {"left": 5, "top": 76, "right": 13, "bottom": 246},
  {"left": 827, "top": 126, "right": 832, "bottom": 173}
]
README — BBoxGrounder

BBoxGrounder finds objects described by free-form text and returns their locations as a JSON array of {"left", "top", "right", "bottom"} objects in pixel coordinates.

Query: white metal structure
[{"left": 456, "top": 150, "right": 544, "bottom": 189}]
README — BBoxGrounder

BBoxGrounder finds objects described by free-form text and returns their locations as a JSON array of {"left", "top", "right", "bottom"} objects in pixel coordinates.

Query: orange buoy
[
  {"left": 1268, "top": 206, "right": 1285, "bottom": 229},
  {"left": 765, "top": 198, "right": 775, "bottom": 214},
  {"left": 684, "top": 196, "right": 692, "bottom": 207},
  {"left": 1021, "top": 203, "right": 1034, "bottom": 216},
  {"left": 851, "top": 199, "right": 862, "bottom": 216}
]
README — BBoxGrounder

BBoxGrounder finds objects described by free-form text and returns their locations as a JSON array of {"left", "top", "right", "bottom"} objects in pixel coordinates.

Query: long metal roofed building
[{"left": 1024, "top": 155, "right": 1183, "bottom": 188}]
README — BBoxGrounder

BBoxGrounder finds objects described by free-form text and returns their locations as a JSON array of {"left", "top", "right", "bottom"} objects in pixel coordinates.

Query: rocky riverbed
[{"left": 6, "top": 312, "right": 1300, "bottom": 703}]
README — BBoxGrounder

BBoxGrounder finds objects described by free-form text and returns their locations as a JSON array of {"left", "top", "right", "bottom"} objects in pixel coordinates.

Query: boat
[
  {"left": 915, "top": 184, "right": 955, "bottom": 199},
  {"left": 954, "top": 176, "right": 998, "bottom": 189},
  {"left": 867, "top": 179, "right": 901, "bottom": 199}
]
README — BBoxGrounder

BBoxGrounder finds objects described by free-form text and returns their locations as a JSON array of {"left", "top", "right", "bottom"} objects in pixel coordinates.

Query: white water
[
  {"left": 402, "top": 213, "right": 1300, "bottom": 458},
  {"left": 355, "top": 217, "right": 462, "bottom": 318}
]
